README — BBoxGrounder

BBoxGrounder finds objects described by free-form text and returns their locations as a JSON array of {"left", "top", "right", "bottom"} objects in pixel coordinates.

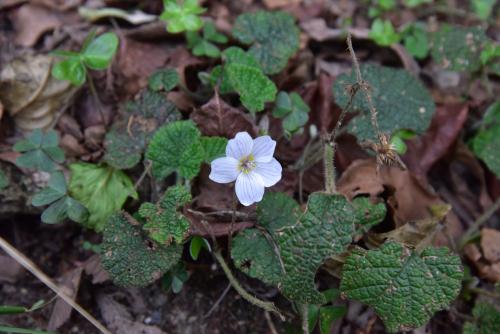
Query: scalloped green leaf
[
  {"left": 200, "top": 136, "right": 227, "bottom": 163},
  {"left": 146, "top": 120, "right": 204, "bottom": 180},
  {"left": 333, "top": 64, "right": 435, "bottom": 141},
  {"left": 471, "top": 102, "right": 500, "bottom": 177},
  {"left": 103, "top": 89, "right": 180, "bottom": 170},
  {"left": 232, "top": 11, "right": 300, "bottom": 74},
  {"left": 140, "top": 185, "right": 192, "bottom": 245},
  {"left": 340, "top": 242, "right": 463, "bottom": 333},
  {"left": 463, "top": 301, "right": 500, "bottom": 334},
  {"left": 101, "top": 212, "right": 182, "bottom": 287},
  {"left": 430, "top": 25, "right": 487, "bottom": 72},
  {"left": 69, "top": 163, "right": 138, "bottom": 231},
  {"left": 14, "top": 129, "right": 65, "bottom": 172}
]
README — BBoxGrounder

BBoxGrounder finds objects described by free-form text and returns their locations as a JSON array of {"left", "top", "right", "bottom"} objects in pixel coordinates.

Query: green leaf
[
  {"left": 403, "top": 23, "right": 430, "bottom": 59},
  {"left": 148, "top": 68, "right": 179, "bottom": 92},
  {"left": 232, "top": 11, "right": 300, "bottom": 74},
  {"left": 273, "top": 92, "right": 310, "bottom": 135},
  {"left": 189, "top": 236, "right": 210, "bottom": 260},
  {"left": 369, "top": 19, "right": 401, "bottom": 46},
  {"left": 40, "top": 196, "right": 89, "bottom": 224},
  {"left": 430, "top": 25, "right": 487, "bottom": 72},
  {"left": 403, "top": 0, "right": 432, "bottom": 7},
  {"left": 186, "top": 22, "right": 227, "bottom": 58},
  {"left": 256, "top": 192, "right": 301, "bottom": 231},
  {"left": 319, "top": 306, "right": 346, "bottom": 334},
  {"left": 82, "top": 32, "right": 119, "bottom": 70},
  {"left": 193, "top": 40, "right": 221, "bottom": 58},
  {"left": 0, "top": 325, "right": 54, "bottom": 334},
  {"left": 333, "top": 64, "right": 436, "bottom": 141},
  {"left": 162, "top": 262, "right": 189, "bottom": 293},
  {"left": 103, "top": 89, "right": 181, "bottom": 169},
  {"left": 100, "top": 212, "right": 182, "bottom": 287},
  {"left": 51, "top": 58, "right": 86, "bottom": 86},
  {"left": 160, "top": 0, "right": 206, "bottom": 33},
  {"left": 139, "top": 185, "right": 192, "bottom": 245},
  {"left": 463, "top": 301, "right": 500, "bottom": 334},
  {"left": 146, "top": 120, "right": 204, "bottom": 180},
  {"left": 203, "top": 22, "right": 227, "bottom": 43},
  {"left": 69, "top": 163, "right": 138, "bottom": 231},
  {"left": 470, "top": 0, "right": 496, "bottom": 20},
  {"left": 14, "top": 129, "right": 65, "bottom": 172},
  {"left": 32, "top": 172, "right": 66, "bottom": 206},
  {"left": 340, "top": 242, "right": 463, "bottom": 333},
  {"left": 200, "top": 136, "right": 227, "bottom": 163},
  {"left": 389, "top": 135, "right": 407, "bottom": 154},
  {"left": 471, "top": 102, "right": 500, "bottom": 177},
  {"left": 0, "top": 169, "right": 9, "bottom": 190},
  {"left": 480, "top": 42, "right": 500, "bottom": 66}
]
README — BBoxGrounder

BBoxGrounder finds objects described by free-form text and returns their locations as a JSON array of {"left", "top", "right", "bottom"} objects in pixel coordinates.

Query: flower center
[{"left": 238, "top": 155, "right": 256, "bottom": 174}]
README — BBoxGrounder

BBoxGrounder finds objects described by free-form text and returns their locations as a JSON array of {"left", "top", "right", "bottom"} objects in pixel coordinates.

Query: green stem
[{"left": 213, "top": 250, "right": 285, "bottom": 320}]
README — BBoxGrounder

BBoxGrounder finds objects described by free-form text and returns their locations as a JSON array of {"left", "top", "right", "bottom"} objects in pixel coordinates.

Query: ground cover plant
[{"left": 0, "top": 0, "right": 499, "bottom": 333}]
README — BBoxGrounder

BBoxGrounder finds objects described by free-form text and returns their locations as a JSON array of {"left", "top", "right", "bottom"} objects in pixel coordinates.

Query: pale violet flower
[{"left": 209, "top": 132, "right": 282, "bottom": 206}]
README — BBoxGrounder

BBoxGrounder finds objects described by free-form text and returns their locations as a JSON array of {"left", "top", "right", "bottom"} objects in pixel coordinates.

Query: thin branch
[{"left": 0, "top": 237, "right": 112, "bottom": 334}]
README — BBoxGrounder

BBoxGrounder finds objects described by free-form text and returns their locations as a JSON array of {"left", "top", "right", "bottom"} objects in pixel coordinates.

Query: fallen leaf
[
  {"left": 192, "top": 95, "right": 258, "bottom": 137},
  {"left": 9, "top": 3, "right": 62, "bottom": 47},
  {"left": 47, "top": 267, "right": 83, "bottom": 331},
  {"left": 0, "top": 254, "right": 23, "bottom": 283},
  {"left": 481, "top": 228, "right": 500, "bottom": 263},
  {"left": 194, "top": 166, "right": 233, "bottom": 210},
  {"left": 83, "top": 254, "right": 109, "bottom": 284},
  {"left": 78, "top": 7, "right": 157, "bottom": 25},
  {"left": 263, "top": 0, "right": 301, "bottom": 9}
]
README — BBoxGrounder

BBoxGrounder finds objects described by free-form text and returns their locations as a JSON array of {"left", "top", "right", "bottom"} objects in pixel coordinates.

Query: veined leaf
[{"left": 14, "top": 129, "right": 65, "bottom": 172}]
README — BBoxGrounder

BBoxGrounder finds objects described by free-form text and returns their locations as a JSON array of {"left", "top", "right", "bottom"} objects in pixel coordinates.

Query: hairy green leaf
[
  {"left": 340, "top": 242, "right": 463, "bottom": 332},
  {"left": 333, "top": 64, "right": 435, "bottom": 141},
  {"left": 69, "top": 163, "right": 138, "bottom": 231},
  {"left": 146, "top": 120, "right": 204, "bottom": 180},
  {"left": 273, "top": 91, "right": 310, "bottom": 135},
  {"left": 471, "top": 102, "right": 500, "bottom": 177},
  {"left": 14, "top": 129, "right": 65, "bottom": 172},
  {"left": 430, "top": 25, "right": 487, "bottom": 72},
  {"left": 140, "top": 185, "right": 192, "bottom": 245},
  {"left": 463, "top": 301, "right": 500, "bottom": 334},
  {"left": 101, "top": 212, "right": 182, "bottom": 287},
  {"left": 232, "top": 11, "right": 300, "bottom": 74},
  {"left": 200, "top": 136, "right": 227, "bottom": 163}
]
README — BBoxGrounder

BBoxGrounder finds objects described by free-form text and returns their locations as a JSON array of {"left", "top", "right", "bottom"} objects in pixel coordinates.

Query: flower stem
[{"left": 213, "top": 250, "right": 285, "bottom": 320}]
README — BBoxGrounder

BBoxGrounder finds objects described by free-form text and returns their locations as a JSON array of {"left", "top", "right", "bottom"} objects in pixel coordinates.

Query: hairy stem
[
  {"left": 300, "top": 303, "right": 310, "bottom": 334},
  {"left": 323, "top": 142, "right": 336, "bottom": 194},
  {"left": 213, "top": 250, "right": 285, "bottom": 320}
]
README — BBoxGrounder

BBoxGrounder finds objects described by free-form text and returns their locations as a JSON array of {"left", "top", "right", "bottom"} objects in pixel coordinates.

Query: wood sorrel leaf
[
  {"left": 14, "top": 129, "right": 65, "bottom": 172},
  {"left": 340, "top": 241, "right": 463, "bottom": 333},
  {"left": 82, "top": 32, "right": 119, "bottom": 70}
]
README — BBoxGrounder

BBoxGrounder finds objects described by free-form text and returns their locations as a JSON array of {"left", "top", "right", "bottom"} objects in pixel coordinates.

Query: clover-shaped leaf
[
  {"left": 402, "top": 23, "right": 430, "bottom": 59},
  {"left": 333, "top": 64, "right": 435, "bottom": 141},
  {"left": 31, "top": 171, "right": 88, "bottom": 224},
  {"left": 232, "top": 11, "right": 300, "bottom": 74},
  {"left": 51, "top": 58, "right": 86, "bottom": 86},
  {"left": 148, "top": 68, "right": 180, "bottom": 92},
  {"left": 463, "top": 301, "right": 500, "bottom": 334},
  {"left": 273, "top": 91, "right": 310, "bottom": 135},
  {"left": 140, "top": 185, "right": 192, "bottom": 245},
  {"left": 14, "top": 129, "right": 65, "bottom": 172},
  {"left": 430, "top": 25, "right": 487, "bottom": 72},
  {"left": 340, "top": 242, "right": 463, "bottom": 333},
  {"left": 160, "top": 0, "right": 206, "bottom": 33},
  {"left": 103, "top": 89, "right": 180, "bottom": 170},
  {"left": 221, "top": 47, "right": 277, "bottom": 113},
  {"left": 0, "top": 169, "right": 8, "bottom": 190},
  {"left": 68, "top": 163, "right": 138, "bottom": 231},
  {"left": 186, "top": 22, "right": 228, "bottom": 58},
  {"left": 100, "top": 212, "right": 182, "bottom": 287},
  {"left": 471, "top": 102, "right": 500, "bottom": 177},
  {"left": 369, "top": 19, "right": 401, "bottom": 46}
]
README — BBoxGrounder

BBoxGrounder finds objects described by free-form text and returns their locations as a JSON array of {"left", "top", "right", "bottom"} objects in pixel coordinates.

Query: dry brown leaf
[
  {"left": 9, "top": 4, "right": 62, "bottom": 47},
  {"left": 0, "top": 254, "right": 23, "bottom": 283},
  {"left": 481, "top": 228, "right": 500, "bottom": 263},
  {"left": 47, "top": 267, "right": 83, "bottom": 331},
  {"left": 83, "top": 254, "right": 109, "bottom": 284},
  {"left": 263, "top": 0, "right": 301, "bottom": 9}
]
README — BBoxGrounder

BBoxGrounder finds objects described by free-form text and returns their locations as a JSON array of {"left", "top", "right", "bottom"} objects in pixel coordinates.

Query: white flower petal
[
  {"left": 209, "top": 157, "right": 239, "bottom": 183},
  {"left": 235, "top": 172, "right": 265, "bottom": 206},
  {"left": 255, "top": 158, "right": 282, "bottom": 187},
  {"left": 226, "top": 132, "right": 253, "bottom": 160},
  {"left": 251, "top": 136, "right": 276, "bottom": 162}
]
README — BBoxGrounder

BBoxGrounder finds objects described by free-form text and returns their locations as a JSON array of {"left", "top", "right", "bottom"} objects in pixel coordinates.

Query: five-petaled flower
[{"left": 209, "top": 132, "right": 282, "bottom": 206}]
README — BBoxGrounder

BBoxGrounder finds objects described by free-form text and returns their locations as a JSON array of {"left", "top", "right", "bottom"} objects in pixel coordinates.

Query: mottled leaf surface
[
  {"left": 471, "top": 102, "right": 500, "bottom": 177},
  {"left": 463, "top": 302, "right": 500, "bottom": 334}
]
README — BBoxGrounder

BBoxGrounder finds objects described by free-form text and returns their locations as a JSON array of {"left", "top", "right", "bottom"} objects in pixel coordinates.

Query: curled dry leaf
[
  {"left": 10, "top": 3, "right": 62, "bottom": 47},
  {"left": 481, "top": 228, "right": 500, "bottom": 264},
  {"left": 0, "top": 55, "right": 78, "bottom": 131},
  {"left": 464, "top": 228, "right": 500, "bottom": 282},
  {"left": 192, "top": 96, "right": 258, "bottom": 138}
]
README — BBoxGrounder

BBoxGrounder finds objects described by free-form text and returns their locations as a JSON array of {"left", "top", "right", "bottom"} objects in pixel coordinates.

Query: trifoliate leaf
[
  {"left": 14, "top": 129, "right": 65, "bottom": 172},
  {"left": 103, "top": 89, "right": 180, "bottom": 170},
  {"left": 101, "top": 212, "right": 182, "bottom": 287},
  {"left": 162, "top": 262, "right": 189, "bottom": 294},
  {"left": 32, "top": 172, "right": 88, "bottom": 224},
  {"left": 146, "top": 120, "right": 204, "bottom": 180},
  {"left": 402, "top": 23, "right": 430, "bottom": 59},
  {"left": 463, "top": 301, "right": 500, "bottom": 334},
  {"left": 430, "top": 25, "right": 487, "bottom": 72},
  {"left": 148, "top": 68, "right": 179, "bottom": 92},
  {"left": 69, "top": 163, "right": 138, "bottom": 231},
  {"left": 186, "top": 22, "right": 227, "bottom": 58},
  {"left": 160, "top": 0, "right": 206, "bottom": 33},
  {"left": 273, "top": 91, "right": 310, "bottom": 135},
  {"left": 333, "top": 64, "right": 435, "bottom": 141},
  {"left": 232, "top": 11, "right": 300, "bottom": 74},
  {"left": 82, "top": 32, "right": 119, "bottom": 70},
  {"left": 140, "top": 185, "right": 191, "bottom": 245},
  {"left": 200, "top": 136, "right": 227, "bottom": 163},
  {"left": 369, "top": 19, "right": 401, "bottom": 46},
  {"left": 0, "top": 169, "right": 8, "bottom": 190},
  {"left": 340, "top": 242, "right": 463, "bottom": 333},
  {"left": 471, "top": 102, "right": 500, "bottom": 177},
  {"left": 51, "top": 58, "right": 86, "bottom": 86}
]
